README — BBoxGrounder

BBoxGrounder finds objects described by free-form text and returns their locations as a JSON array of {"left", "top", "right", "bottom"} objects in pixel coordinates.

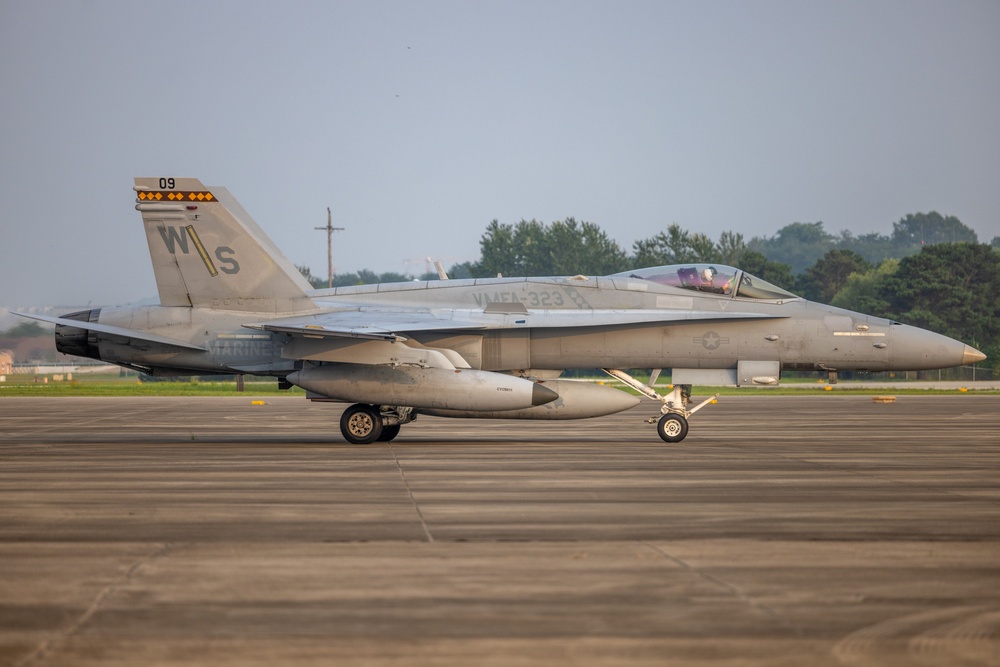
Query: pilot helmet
[{"left": 701, "top": 267, "right": 715, "bottom": 282}]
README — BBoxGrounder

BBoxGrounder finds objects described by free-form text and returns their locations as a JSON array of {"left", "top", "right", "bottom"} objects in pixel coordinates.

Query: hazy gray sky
[{"left": 2, "top": 0, "right": 998, "bottom": 307}]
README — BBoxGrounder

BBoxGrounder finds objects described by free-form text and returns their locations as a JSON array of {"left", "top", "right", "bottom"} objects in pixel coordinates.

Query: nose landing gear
[{"left": 602, "top": 369, "right": 719, "bottom": 443}]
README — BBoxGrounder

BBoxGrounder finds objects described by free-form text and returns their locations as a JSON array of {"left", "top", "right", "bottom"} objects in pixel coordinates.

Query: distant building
[{"left": 0, "top": 349, "right": 12, "bottom": 375}]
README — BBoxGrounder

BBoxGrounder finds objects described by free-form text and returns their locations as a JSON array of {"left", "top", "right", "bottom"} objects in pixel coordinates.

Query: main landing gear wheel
[
  {"left": 377, "top": 425, "right": 401, "bottom": 442},
  {"left": 340, "top": 404, "right": 383, "bottom": 444},
  {"left": 657, "top": 413, "right": 689, "bottom": 443}
]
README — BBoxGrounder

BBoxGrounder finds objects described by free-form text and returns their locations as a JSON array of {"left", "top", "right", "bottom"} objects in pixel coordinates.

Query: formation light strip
[{"left": 137, "top": 191, "right": 216, "bottom": 202}]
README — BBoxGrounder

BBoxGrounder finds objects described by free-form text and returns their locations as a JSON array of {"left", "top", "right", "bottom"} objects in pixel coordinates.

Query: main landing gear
[
  {"left": 602, "top": 369, "right": 719, "bottom": 443},
  {"left": 339, "top": 404, "right": 414, "bottom": 444}
]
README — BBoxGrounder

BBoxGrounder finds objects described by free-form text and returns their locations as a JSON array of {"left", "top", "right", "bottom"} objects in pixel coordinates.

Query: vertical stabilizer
[{"left": 134, "top": 177, "right": 314, "bottom": 313}]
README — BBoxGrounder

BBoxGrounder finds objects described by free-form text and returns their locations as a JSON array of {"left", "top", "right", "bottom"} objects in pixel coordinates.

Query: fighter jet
[{"left": 20, "top": 178, "right": 986, "bottom": 443}]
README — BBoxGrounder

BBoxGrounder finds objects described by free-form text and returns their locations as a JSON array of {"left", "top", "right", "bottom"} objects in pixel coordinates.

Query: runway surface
[{"left": 1, "top": 395, "right": 998, "bottom": 666}]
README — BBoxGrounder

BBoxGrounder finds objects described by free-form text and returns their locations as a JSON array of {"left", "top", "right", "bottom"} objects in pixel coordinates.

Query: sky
[{"left": 1, "top": 0, "right": 998, "bottom": 307}]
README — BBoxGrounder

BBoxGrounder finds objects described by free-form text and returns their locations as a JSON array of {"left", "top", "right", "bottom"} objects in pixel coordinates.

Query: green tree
[
  {"left": 299, "top": 265, "right": 421, "bottom": 287},
  {"left": 297, "top": 264, "right": 327, "bottom": 289},
  {"left": 798, "top": 249, "right": 872, "bottom": 303},
  {"left": 473, "top": 218, "right": 627, "bottom": 277},
  {"left": 1, "top": 321, "right": 48, "bottom": 338},
  {"left": 545, "top": 218, "right": 629, "bottom": 275},
  {"left": 737, "top": 250, "right": 796, "bottom": 293},
  {"left": 891, "top": 212, "right": 977, "bottom": 252},
  {"left": 830, "top": 259, "right": 898, "bottom": 315},
  {"left": 748, "top": 222, "right": 835, "bottom": 274},
  {"left": 475, "top": 219, "right": 520, "bottom": 276},
  {"left": 631, "top": 225, "right": 688, "bottom": 266},
  {"left": 510, "top": 219, "right": 549, "bottom": 275},
  {"left": 688, "top": 232, "right": 720, "bottom": 264},
  {"left": 836, "top": 230, "right": 896, "bottom": 265},
  {"left": 473, "top": 219, "right": 544, "bottom": 276},
  {"left": 717, "top": 230, "right": 746, "bottom": 266},
  {"left": 631, "top": 224, "right": 721, "bottom": 267},
  {"left": 447, "top": 262, "right": 476, "bottom": 279},
  {"left": 878, "top": 243, "right": 1000, "bottom": 367}
]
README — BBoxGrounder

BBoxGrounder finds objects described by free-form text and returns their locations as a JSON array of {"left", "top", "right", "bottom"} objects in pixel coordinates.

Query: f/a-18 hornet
[{"left": 22, "top": 178, "right": 986, "bottom": 443}]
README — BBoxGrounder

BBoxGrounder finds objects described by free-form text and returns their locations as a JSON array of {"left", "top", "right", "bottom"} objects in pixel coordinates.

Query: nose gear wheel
[{"left": 657, "top": 413, "right": 689, "bottom": 443}]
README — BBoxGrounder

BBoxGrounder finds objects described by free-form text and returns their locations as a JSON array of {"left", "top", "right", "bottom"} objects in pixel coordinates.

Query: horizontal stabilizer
[{"left": 15, "top": 312, "right": 206, "bottom": 351}]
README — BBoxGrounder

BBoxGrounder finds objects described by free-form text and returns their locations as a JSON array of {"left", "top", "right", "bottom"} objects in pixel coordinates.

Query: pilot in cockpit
[{"left": 700, "top": 267, "right": 733, "bottom": 294}]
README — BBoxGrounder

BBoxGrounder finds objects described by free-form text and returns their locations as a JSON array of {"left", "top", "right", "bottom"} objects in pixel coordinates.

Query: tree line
[{"left": 301, "top": 211, "right": 1000, "bottom": 370}]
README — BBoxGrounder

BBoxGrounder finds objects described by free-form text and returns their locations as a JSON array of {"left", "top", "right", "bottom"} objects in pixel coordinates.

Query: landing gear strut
[
  {"left": 339, "top": 404, "right": 415, "bottom": 444},
  {"left": 602, "top": 369, "right": 719, "bottom": 443}
]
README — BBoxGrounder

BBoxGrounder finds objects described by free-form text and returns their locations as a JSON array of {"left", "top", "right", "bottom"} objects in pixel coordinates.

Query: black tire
[
  {"left": 657, "top": 413, "right": 688, "bottom": 443},
  {"left": 377, "top": 424, "right": 401, "bottom": 442},
  {"left": 340, "top": 404, "right": 383, "bottom": 444}
]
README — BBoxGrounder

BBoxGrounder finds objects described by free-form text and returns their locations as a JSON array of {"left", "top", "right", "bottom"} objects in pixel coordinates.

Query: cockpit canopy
[{"left": 611, "top": 264, "right": 797, "bottom": 300}]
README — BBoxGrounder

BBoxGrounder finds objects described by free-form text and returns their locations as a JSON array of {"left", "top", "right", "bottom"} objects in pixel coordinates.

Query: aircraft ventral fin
[{"left": 15, "top": 313, "right": 207, "bottom": 351}]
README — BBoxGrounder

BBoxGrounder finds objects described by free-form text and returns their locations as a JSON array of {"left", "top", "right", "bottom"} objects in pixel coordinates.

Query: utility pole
[{"left": 314, "top": 207, "right": 345, "bottom": 288}]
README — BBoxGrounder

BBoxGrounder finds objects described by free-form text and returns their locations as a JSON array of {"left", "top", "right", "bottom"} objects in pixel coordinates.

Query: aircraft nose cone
[
  {"left": 963, "top": 345, "right": 987, "bottom": 365},
  {"left": 531, "top": 382, "right": 560, "bottom": 406},
  {"left": 890, "top": 324, "right": 986, "bottom": 371}
]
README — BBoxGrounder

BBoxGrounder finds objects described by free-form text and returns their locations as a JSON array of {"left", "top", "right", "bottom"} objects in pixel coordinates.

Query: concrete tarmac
[{"left": 1, "top": 395, "right": 998, "bottom": 666}]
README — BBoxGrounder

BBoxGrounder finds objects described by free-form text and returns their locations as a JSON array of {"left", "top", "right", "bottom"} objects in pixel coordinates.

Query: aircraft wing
[
  {"left": 246, "top": 309, "right": 488, "bottom": 342},
  {"left": 15, "top": 312, "right": 207, "bottom": 351},
  {"left": 248, "top": 307, "right": 784, "bottom": 340}
]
